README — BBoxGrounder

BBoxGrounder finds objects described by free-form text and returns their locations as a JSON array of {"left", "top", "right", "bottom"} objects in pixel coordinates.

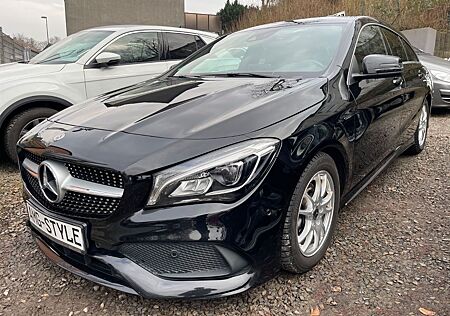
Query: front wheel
[
  {"left": 281, "top": 152, "right": 340, "bottom": 273},
  {"left": 406, "top": 100, "right": 430, "bottom": 155},
  {"left": 3, "top": 107, "right": 58, "bottom": 165}
]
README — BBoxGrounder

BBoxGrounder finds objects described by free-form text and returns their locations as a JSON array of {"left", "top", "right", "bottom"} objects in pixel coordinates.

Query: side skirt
[{"left": 341, "top": 141, "right": 411, "bottom": 206}]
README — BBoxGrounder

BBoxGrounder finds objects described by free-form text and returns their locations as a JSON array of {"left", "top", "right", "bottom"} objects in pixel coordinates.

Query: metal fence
[
  {"left": 0, "top": 27, "right": 39, "bottom": 64},
  {"left": 435, "top": 31, "right": 450, "bottom": 59},
  {"left": 185, "top": 13, "right": 221, "bottom": 34}
]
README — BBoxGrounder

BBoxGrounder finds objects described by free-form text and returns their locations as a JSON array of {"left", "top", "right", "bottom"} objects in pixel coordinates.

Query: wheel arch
[
  {"left": 425, "top": 93, "right": 432, "bottom": 110},
  {"left": 309, "top": 141, "right": 350, "bottom": 197},
  {"left": 287, "top": 134, "right": 351, "bottom": 199},
  {"left": 0, "top": 96, "right": 72, "bottom": 135}
]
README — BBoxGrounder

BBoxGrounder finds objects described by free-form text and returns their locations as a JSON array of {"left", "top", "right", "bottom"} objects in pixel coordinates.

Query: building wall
[
  {"left": 402, "top": 27, "right": 437, "bottom": 55},
  {"left": 65, "top": 0, "right": 185, "bottom": 35}
]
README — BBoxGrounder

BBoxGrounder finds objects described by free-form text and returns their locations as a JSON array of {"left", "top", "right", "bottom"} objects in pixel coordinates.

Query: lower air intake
[{"left": 119, "top": 242, "right": 232, "bottom": 278}]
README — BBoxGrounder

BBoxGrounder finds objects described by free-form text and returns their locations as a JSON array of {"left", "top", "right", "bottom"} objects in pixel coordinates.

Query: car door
[
  {"left": 162, "top": 32, "right": 207, "bottom": 70},
  {"left": 350, "top": 25, "right": 407, "bottom": 183},
  {"left": 381, "top": 28, "right": 428, "bottom": 146},
  {"left": 83, "top": 31, "right": 168, "bottom": 98}
]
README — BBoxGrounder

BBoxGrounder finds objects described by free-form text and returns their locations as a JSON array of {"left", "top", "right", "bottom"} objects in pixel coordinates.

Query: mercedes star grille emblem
[{"left": 38, "top": 161, "right": 65, "bottom": 203}]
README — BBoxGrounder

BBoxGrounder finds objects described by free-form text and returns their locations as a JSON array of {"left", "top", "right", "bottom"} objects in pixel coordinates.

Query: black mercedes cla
[{"left": 17, "top": 16, "right": 432, "bottom": 298}]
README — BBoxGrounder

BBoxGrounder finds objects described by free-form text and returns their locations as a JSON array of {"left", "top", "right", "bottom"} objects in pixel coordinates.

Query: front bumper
[
  {"left": 18, "top": 129, "right": 293, "bottom": 299},
  {"left": 23, "top": 164, "right": 287, "bottom": 299},
  {"left": 30, "top": 227, "right": 254, "bottom": 298},
  {"left": 431, "top": 79, "right": 450, "bottom": 108}
]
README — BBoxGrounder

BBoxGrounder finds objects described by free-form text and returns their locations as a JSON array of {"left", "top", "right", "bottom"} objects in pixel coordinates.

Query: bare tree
[
  {"left": 262, "top": 0, "right": 278, "bottom": 8},
  {"left": 13, "top": 34, "right": 61, "bottom": 52}
]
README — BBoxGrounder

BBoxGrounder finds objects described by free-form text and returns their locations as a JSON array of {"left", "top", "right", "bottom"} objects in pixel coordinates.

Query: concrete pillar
[{"left": 0, "top": 27, "right": 4, "bottom": 64}]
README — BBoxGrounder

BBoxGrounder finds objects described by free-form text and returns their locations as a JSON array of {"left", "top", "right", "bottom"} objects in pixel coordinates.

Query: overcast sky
[{"left": 0, "top": 0, "right": 260, "bottom": 41}]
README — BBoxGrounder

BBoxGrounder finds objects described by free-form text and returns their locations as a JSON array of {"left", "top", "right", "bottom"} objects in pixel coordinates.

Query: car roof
[
  {"left": 84, "top": 25, "right": 218, "bottom": 38},
  {"left": 241, "top": 16, "right": 378, "bottom": 32}
]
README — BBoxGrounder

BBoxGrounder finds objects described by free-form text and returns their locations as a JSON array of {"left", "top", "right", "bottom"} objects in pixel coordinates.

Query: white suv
[{"left": 0, "top": 25, "right": 217, "bottom": 163}]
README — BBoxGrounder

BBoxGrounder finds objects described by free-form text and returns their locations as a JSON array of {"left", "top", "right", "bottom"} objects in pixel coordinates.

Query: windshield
[
  {"left": 174, "top": 24, "right": 345, "bottom": 78},
  {"left": 30, "top": 30, "right": 113, "bottom": 64}
]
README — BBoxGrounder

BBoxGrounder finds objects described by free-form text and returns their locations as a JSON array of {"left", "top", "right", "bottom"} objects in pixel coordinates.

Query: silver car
[{"left": 416, "top": 48, "right": 450, "bottom": 108}]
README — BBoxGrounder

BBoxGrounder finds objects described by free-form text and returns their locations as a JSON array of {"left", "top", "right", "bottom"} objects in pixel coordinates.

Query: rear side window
[
  {"left": 353, "top": 25, "right": 388, "bottom": 73},
  {"left": 381, "top": 29, "right": 408, "bottom": 61},
  {"left": 196, "top": 36, "right": 206, "bottom": 49},
  {"left": 103, "top": 32, "right": 160, "bottom": 64},
  {"left": 165, "top": 33, "right": 198, "bottom": 59}
]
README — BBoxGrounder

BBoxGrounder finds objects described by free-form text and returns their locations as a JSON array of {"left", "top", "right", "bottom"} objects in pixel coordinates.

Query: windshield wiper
[{"left": 171, "top": 75, "right": 203, "bottom": 79}]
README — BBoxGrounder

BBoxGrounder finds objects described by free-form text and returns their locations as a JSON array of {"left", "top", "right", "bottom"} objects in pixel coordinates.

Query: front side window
[
  {"left": 353, "top": 25, "right": 387, "bottom": 73},
  {"left": 381, "top": 29, "right": 408, "bottom": 61},
  {"left": 166, "top": 33, "right": 198, "bottom": 60},
  {"left": 103, "top": 32, "right": 160, "bottom": 64},
  {"left": 400, "top": 38, "right": 419, "bottom": 61},
  {"left": 30, "top": 30, "right": 113, "bottom": 64},
  {"left": 174, "top": 24, "right": 345, "bottom": 78}
]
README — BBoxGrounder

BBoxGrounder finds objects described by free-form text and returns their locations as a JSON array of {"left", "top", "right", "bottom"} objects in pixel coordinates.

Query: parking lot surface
[{"left": 0, "top": 111, "right": 449, "bottom": 316}]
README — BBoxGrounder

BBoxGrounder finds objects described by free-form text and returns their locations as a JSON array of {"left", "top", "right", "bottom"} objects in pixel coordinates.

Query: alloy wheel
[
  {"left": 417, "top": 104, "right": 428, "bottom": 147},
  {"left": 297, "top": 170, "right": 335, "bottom": 257}
]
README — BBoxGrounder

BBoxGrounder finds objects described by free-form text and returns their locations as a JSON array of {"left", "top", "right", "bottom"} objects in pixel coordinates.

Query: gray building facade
[{"left": 65, "top": 0, "right": 185, "bottom": 35}]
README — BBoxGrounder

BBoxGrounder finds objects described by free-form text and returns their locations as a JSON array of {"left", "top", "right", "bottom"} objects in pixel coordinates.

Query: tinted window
[
  {"left": 400, "top": 38, "right": 419, "bottom": 61},
  {"left": 381, "top": 29, "right": 408, "bottom": 61},
  {"left": 196, "top": 36, "right": 206, "bottom": 49},
  {"left": 166, "top": 33, "right": 198, "bottom": 59},
  {"left": 174, "top": 24, "right": 345, "bottom": 78},
  {"left": 353, "top": 25, "right": 387, "bottom": 73},
  {"left": 103, "top": 32, "right": 160, "bottom": 64}
]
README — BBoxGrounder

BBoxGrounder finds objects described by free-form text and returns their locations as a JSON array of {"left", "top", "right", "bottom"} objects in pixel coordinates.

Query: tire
[
  {"left": 3, "top": 107, "right": 58, "bottom": 165},
  {"left": 406, "top": 100, "right": 430, "bottom": 155},
  {"left": 281, "top": 152, "right": 340, "bottom": 273}
]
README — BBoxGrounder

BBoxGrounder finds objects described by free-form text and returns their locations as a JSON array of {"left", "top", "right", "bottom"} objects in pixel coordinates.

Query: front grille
[
  {"left": 119, "top": 243, "right": 231, "bottom": 277},
  {"left": 24, "top": 151, "right": 44, "bottom": 165},
  {"left": 24, "top": 171, "right": 121, "bottom": 218},
  {"left": 66, "top": 163, "right": 125, "bottom": 188},
  {"left": 441, "top": 90, "right": 450, "bottom": 104},
  {"left": 21, "top": 151, "right": 123, "bottom": 219},
  {"left": 22, "top": 151, "right": 125, "bottom": 189}
]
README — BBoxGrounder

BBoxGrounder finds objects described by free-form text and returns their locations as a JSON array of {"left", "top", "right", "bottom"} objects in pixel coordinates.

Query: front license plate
[{"left": 27, "top": 203, "right": 86, "bottom": 253}]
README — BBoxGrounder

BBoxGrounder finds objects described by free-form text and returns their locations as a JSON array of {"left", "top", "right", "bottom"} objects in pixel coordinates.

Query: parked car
[
  {"left": 17, "top": 16, "right": 431, "bottom": 299},
  {"left": 415, "top": 48, "right": 450, "bottom": 108},
  {"left": 0, "top": 26, "right": 217, "bottom": 163}
]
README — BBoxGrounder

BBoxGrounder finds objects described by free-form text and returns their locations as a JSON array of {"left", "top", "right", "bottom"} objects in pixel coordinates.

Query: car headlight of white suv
[{"left": 430, "top": 69, "right": 450, "bottom": 83}]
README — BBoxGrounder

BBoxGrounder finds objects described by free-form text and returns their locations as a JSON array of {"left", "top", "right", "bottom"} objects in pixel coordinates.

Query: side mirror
[
  {"left": 94, "top": 52, "right": 121, "bottom": 67},
  {"left": 353, "top": 54, "right": 403, "bottom": 82}
]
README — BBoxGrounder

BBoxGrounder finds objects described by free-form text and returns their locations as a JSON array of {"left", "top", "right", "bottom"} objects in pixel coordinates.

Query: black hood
[{"left": 50, "top": 76, "right": 327, "bottom": 140}]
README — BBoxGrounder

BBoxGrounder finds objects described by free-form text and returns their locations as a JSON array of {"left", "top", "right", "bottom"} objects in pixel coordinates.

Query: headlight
[
  {"left": 430, "top": 70, "right": 450, "bottom": 82},
  {"left": 147, "top": 138, "right": 280, "bottom": 206}
]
